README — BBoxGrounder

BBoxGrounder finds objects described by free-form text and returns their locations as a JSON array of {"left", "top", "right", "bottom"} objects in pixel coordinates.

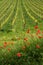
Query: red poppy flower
[
  {"left": 34, "top": 25, "right": 38, "bottom": 29},
  {"left": 16, "top": 52, "right": 22, "bottom": 57},
  {"left": 24, "top": 38, "right": 28, "bottom": 41},
  {"left": 26, "top": 29, "right": 30, "bottom": 33},
  {"left": 4, "top": 42, "right": 7, "bottom": 47},
  {"left": 4, "top": 42, "right": 7, "bottom": 45},
  {"left": 36, "top": 45, "right": 40, "bottom": 49},
  {"left": 37, "top": 30, "right": 41, "bottom": 33},
  {"left": 4, "top": 44, "right": 7, "bottom": 47},
  {"left": 36, "top": 30, "right": 41, "bottom": 35},
  {"left": 8, "top": 48, "right": 11, "bottom": 52}
]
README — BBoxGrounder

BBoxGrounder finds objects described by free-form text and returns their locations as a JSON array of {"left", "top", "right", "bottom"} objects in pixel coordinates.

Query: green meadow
[{"left": 0, "top": 0, "right": 43, "bottom": 65}]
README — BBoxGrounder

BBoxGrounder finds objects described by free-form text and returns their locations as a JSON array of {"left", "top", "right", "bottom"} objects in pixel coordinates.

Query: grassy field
[{"left": 0, "top": 0, "right": 43, "bottom": 65}]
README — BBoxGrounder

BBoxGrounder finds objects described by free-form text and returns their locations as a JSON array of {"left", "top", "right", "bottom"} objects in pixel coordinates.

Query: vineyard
[{"left": 0, "top": 0, "right": 43, "bottom": 65}]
